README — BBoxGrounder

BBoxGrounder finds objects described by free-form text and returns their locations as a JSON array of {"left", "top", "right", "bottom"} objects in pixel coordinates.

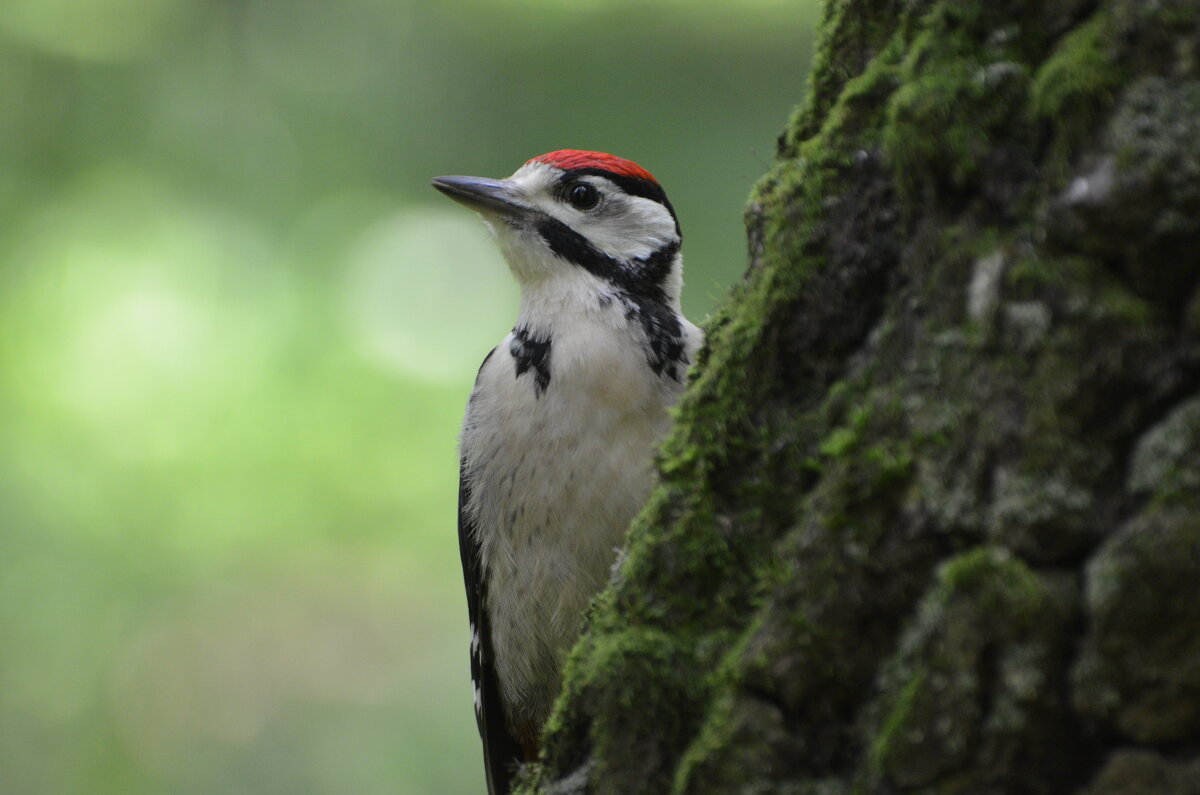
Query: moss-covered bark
[{"left": 520, "top": 1, "right": 1200, "bottom": 792}]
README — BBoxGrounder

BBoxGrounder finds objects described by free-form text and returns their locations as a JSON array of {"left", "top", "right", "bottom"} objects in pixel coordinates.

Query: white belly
[{"left": 459, "top": 314, "right": 695, "bottom": 733}]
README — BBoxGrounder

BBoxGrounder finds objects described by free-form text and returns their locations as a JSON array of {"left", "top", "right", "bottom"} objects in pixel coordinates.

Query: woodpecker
[{"left": 432, "top": 150, "right": 702, "bottom": 795}]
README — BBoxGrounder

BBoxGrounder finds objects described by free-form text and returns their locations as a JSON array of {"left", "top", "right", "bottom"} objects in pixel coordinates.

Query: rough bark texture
[{"left": 521, "top": 0, "right": 1200, "bottom": 792}]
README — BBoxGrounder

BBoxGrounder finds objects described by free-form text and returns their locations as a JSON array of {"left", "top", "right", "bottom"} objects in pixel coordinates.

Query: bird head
[{"left": 432, "top": 150, "right": 683, "bottom": 308}]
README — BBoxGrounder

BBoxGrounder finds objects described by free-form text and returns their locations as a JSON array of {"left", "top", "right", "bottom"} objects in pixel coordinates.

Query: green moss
[
  {"left": 1030, "top": 9, "right": 1125, "bottom": 174},
  {"left": 819, "top": 426, "right": 858, "bottom": 458},
  {"left": 1004, "top": 253, "right": 1090, "bottom": 296},
  {"left": 534, "top": 627, "right": 710, "bottom": 794},
  {"left": 1004, "top": 253, "right": 1157, "bottom": 333},
  {"left": 884, "top": 57, "right": 1030, "bottom": 199},
  {"left": 789, "top": 0, "right": 904, "bottom": 152},
  {"left": 863, "top": 0, "right": 1043, "bottom": 201},
  {"left": 938, "top": 546, "right": 1045, "bottom": 622},
  {"left": 864, "top": 442, "right": 914, "bottom": 490},
  {"left": 866, "top": 548, "right": 1067, "bottom": 790},
  {"left": 671, "top": 609, "right": 776, "bottom": 793},
  {"left": 818, "top": 44, "right": 903, "bottom": 147},
  {"left": 818, "top": 400, "right": 874, "bottom": 458},
  {"left": 1073, "top": 502, "right": 1200, "bottom": 743},
  {"left": 868, "top": 672, "right": 927, "bottom": 773}
]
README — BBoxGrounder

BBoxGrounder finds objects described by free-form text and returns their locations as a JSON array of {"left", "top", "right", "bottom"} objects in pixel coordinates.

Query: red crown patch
[{"left": 529, "top": 150, "right": 658, "bottom": 184}]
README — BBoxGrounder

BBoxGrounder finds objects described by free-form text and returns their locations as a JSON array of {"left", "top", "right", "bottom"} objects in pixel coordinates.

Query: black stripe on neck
[
  {"left": 532, "top": 216, "right": 687, "bottom": 382},
  {"left": 616, "top": 292, "right": 687, "bottom": 382}
]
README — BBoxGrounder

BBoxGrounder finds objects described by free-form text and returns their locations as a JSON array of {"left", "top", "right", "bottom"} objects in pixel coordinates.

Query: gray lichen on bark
[{"left": 520, "top": 0, "right": 1200, "bottom": 792}]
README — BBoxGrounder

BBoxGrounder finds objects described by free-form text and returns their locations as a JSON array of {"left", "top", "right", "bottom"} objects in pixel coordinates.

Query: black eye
[{"left": 565, "top": 182, "right": 600, "bottom": 211}]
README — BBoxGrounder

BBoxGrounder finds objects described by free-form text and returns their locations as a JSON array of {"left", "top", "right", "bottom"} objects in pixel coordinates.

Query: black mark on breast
[{"left": 510, "top": 326, "right": 552, "bottom": 397}]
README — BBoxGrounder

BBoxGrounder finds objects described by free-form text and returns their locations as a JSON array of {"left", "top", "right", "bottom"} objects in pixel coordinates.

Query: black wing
[{"left": 459, "top": 352, "right": 523, "bottom": 795}]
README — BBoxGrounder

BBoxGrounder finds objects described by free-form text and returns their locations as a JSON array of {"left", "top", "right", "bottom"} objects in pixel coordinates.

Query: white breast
[{"left": 460, "top": 299, "right": 700, "bottom": 733}]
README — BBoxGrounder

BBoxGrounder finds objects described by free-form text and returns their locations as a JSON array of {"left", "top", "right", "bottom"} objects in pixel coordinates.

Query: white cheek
[
  {"left": 491, "top": 221, "right": 560, "bottom": 282},
  {"left": 580, "top": 199, "right": 676, "bottom": 260}
]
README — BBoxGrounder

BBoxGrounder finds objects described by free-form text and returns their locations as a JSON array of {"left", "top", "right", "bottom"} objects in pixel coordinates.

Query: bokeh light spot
[{"left": 342, "top": 207, "right": 518, "bottom": 384}]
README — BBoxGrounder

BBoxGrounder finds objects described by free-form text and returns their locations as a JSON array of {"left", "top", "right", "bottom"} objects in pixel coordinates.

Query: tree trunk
[{"left": 522, "top": 0, "right": 1200, "bottom": 792}]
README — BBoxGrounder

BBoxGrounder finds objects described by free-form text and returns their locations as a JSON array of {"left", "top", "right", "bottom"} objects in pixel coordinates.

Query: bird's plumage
[
  {"left": 457, "top": 394, "right": 524, "bottom": 793},
  {"left": 436, "top": 151, "right": 702, "bottom": 795}
]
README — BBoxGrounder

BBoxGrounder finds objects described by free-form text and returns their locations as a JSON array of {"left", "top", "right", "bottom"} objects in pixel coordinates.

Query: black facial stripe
[
  {"left": 535, "top": 216, "right": 680, "bottom": 305},
  {"left": 617, "top": 292, "right": 688, "bottom": 382},
  {"left": 563, "top": 168, "right": 680, "bottom": 236},
  {"left": 531, "top": 188, "right": 687, "bottom": 382},
  {"left": 535, "top": 217, "right": 687, "bottom": 380},
  {"left": 510, "top": 325, "right": 551, "bottom": 397},
  {"left": 636, "top": 238, "right": 681, "bottom": 292}
]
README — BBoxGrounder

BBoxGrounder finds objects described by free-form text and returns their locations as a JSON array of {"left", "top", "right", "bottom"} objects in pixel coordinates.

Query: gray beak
[{"left": 431, "top": 175, "right": 528, "bottom": 219}]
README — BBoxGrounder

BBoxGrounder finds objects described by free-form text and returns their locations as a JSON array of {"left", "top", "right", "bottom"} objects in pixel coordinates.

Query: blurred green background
[{"left": 0, "top": 0, "right": 817, "bottom": 791}]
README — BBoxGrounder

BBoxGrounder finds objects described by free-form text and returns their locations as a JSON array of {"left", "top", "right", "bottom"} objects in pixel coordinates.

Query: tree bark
[{"left": 522, "top": 0, "right": 1200, "bottom": 792}]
